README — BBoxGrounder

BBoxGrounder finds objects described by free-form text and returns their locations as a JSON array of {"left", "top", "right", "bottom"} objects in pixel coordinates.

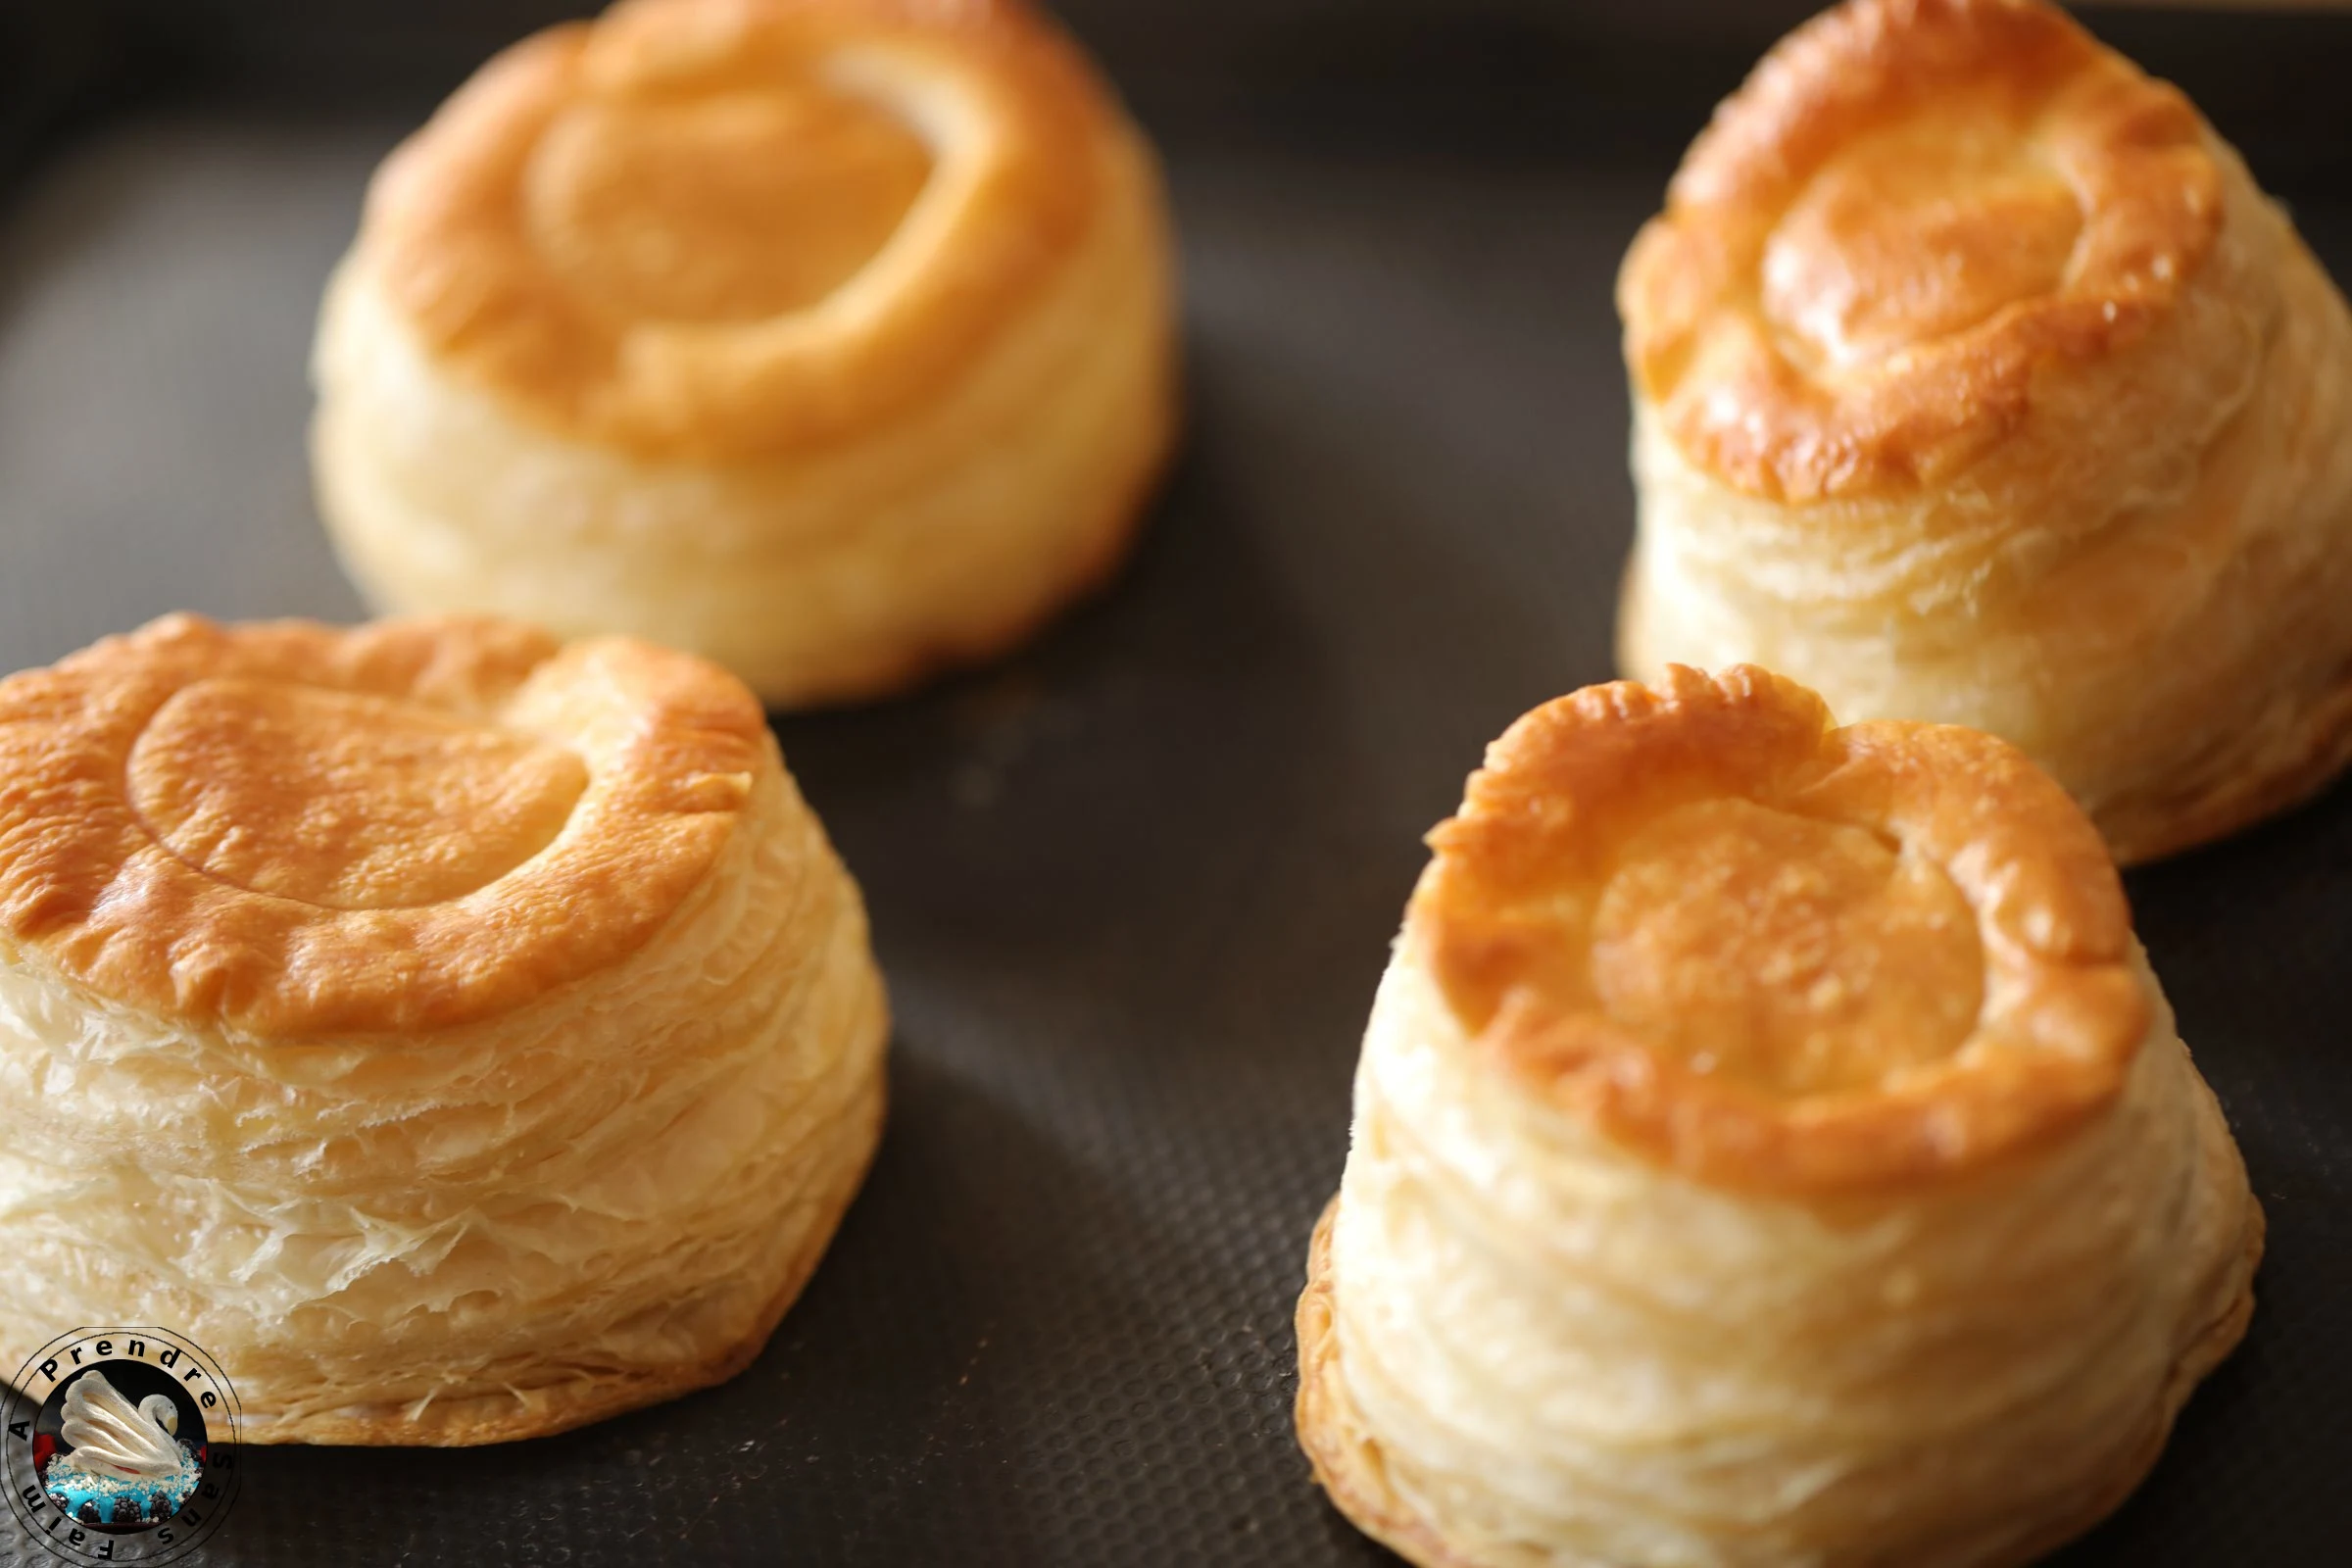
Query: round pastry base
[
  {"left": 746, "top": 437, "right": 1169, "bottom": 712},
  {"left": 233, "top": 1068, "right": 887, "bottom": 1447},
  {"left": 2094, "top": 658, "right": 2352, "bottom": 867},
  {"left": 1614, "top": 547, "right": 2352, "bottom": 870},
  {"left": 1293, "top": 1191, "right": 2264, "bottom": 1568},
  {"left": 1293, "top": 1198, "right": 1485, "bottom": 1568}
]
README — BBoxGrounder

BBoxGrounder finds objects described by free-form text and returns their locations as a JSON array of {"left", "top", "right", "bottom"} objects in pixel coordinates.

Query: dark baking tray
[{"left": 2, "top": 3, "right": 2348, "bottom": 1563}]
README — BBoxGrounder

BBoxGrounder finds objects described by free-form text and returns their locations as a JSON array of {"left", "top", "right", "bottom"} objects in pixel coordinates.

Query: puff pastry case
[{"left": 0, "top": 0, "right": 2345, "bottom": 1563}]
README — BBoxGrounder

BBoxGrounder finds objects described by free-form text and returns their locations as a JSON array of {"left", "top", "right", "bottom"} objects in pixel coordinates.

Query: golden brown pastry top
[
  {"left": 0, "top": 614, "right": 768, "bottom": 1036},
  {"left": 1416, "top": 666, "right": 2148, "bottom": 1194},
  {"left": 1619, "top": 0, "right": 2223, "bottom": 501},
  {"left": 360, "top": 0, "right": 1131, "bottom": 461}
]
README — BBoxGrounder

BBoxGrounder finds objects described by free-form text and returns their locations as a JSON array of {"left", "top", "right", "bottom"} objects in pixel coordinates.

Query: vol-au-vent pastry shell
[
  {"left": 1616, "top": 0, "right": 2352, "bottom": 862},
  {"left": 1298, "top": 666, "right": 2262, "bottom": 1568},
  {"left": 0, "top": 613, "right": 889, "bottom": 1444},
  {"left": 314, "top": 0, "right": 1178, "bottom": 708}
]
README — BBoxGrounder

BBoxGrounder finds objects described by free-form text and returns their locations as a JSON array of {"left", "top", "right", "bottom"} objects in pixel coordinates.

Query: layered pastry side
[
  {"left": 1616, "top": 0, "right": 2352, "bottom": 863},
  {"left": 0, "top": 614, "right": 889, "bottom": 1444},
  {"left": 1297, "top": 665, "right": 2262, "bottom": 1568},
  {"left": 313, "top": 0, "right": 1177, "bottom": 709}
]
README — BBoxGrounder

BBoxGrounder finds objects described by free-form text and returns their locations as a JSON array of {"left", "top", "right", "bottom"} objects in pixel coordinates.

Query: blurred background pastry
[
  {"left": 1298, "top": 664, "right": 2261, "bottom": 1567},
  {"left": 312, "top": 0, "right": 1178, "bottom": 710},
  {"left": 1616, "top": 0, "right": 2352, "bottom": 863},
  {"left": 0, "top": 612, "right": 888, "bottom": 1443}
]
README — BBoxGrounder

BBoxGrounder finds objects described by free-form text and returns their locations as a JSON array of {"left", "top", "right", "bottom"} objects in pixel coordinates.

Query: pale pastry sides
[
  {"left": 1615, "top": 0, "right": 2352, "bottom": 863},
  {"left": 0, "top": 614, "right": 889, "bottom": 1444},
  {"left": 1295, "top": 666, "right": 2262, "bottom": 1568},
  {"left": 311, "top": 0, "right": 1179, "bottom": 710}
]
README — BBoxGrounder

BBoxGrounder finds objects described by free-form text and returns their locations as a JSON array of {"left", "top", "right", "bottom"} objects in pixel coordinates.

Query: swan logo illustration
[
  {"left": 45, "top": 1372, "right": 203, "bottom": 1523},
  {"left": 3, "top": 1329, "right": 240, "bottom": 1563}
]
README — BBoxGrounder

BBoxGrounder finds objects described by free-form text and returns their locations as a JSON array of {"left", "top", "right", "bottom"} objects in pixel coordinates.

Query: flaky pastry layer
[
  {"left": 1299, "top": 973, "right": 2259, "bottom": 1566},
  {"left": 1616, "top": 0, "right": 2352, "bottom": 861},
  {"left": 1297, "top": 666, "right": 2261, "bottom": 1564},
  {"left": 0, "top": 615, "right": 889, "bottom": 1443}
]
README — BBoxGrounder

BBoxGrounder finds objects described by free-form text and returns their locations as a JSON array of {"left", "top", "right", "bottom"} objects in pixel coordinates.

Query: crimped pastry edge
[
  {"left": 1616, "top": 0, "right": 2224, "bottom": 505},
  {"left": 1414, "top": 664, "right": 2150, "bottom": 1196}
]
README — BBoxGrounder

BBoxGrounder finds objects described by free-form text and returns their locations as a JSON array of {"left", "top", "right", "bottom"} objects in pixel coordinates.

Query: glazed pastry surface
[
  {"left": 1617, "top": 0, "right": 2352, "bottom": 862},
  {"left": 314, "top": 0, "right": 1177, "bottom": 708},
  {"left": 1298, "top": 665, "right": 2262, "bottom": 1567},
  {"left": 0, "top": 614, "right": 888, "bottom": 1443}
]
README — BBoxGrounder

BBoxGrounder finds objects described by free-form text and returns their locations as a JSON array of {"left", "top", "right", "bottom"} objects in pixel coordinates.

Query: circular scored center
[
  {"left": 524, "top": 85, "right": 934, "bottom": 323},
  {"left": 1590, "top": 798, "right": 1984, "bottom": 1097},
  {"left": 127, "top": 678, "right": 588, "bottom": 910},
  {"left": 1761, "top": 112, "right": 2082, "bottom": 368}
]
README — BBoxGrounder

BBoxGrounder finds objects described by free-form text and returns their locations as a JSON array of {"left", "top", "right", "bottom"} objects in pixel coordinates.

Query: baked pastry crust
[
  {"left": 361, "top": 0, "right": 1122, "bottom": 461},
  {"left": 1616, "top": 0, "right": 2352, "bottom": 862},
  {"left": 0, "top": 612, "right": 762, "bottom": 1035},
  {"left": 313, "top": 0, "right": 1177, "bottom": 707},
  {"left": 1421, "top": 665, "right": 2144, "bottom": 1194},
  {"left": 0, "top": 614, "right": 889, "bottom": 1444},
  {"left": 1298, "top": 666, "right": 2262, "bottom": 1566}
]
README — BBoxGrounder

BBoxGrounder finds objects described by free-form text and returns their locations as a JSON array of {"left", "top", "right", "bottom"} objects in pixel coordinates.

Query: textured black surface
[{"left": 2, "top": 9, "right": 2351, "bottom": 1566}]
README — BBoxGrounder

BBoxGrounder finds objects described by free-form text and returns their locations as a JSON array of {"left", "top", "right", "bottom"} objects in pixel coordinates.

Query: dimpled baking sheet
[{"left": 0, "top": 4, "right": 2348, "bottom": 1564}]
